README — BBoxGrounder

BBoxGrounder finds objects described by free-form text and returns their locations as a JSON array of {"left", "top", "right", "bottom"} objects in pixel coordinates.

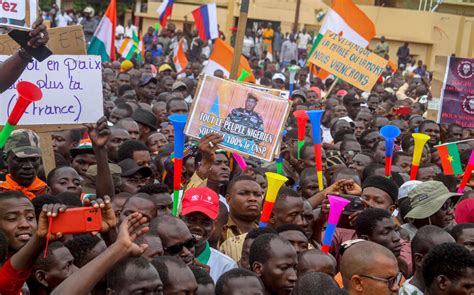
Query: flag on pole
[
  {"left": 138, "top": 32, "right": 145, "bottom": 63},
  {"left": 202, "top": 39, "right": 255, "bottom": 82},
  {"left": 157, "top": 0, "right": 174, "bottom": 27},
  {"left": 436, "top": 142, "right": 463, "bottom": 175},
  {"left": 118, "top": 37, "right": 137, "bottom": 60},
  {"left": 87, "top": 0, "right": 116, "bottom": 61},
  {"left": 307, "top": 0, "right": 375, "bottom": 76},
  {"left": 172, "top": 39, "right": 188, "bottom": 73},
  {"left": 192, "top": 3, "right": 219, "bottom": 42}
]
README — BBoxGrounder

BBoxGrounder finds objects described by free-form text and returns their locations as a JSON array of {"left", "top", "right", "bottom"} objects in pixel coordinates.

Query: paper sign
[
  {"left": 308, "top": 31, "right": 388, "bottom": 92},
  {"left": 438, "top": 56, "right": 474, "bottom": 127},
  {"left": 0, "top": 25, "right": 86, "bottom": 55},
  {"left": 0, "top": 55, "right": 103, "bottom": 125},
  {"left": 185, "top": 75, "right": 291, "bottom": 162},
  {"left": 0, "top": 0, "right": 35, "bottom": 29}
]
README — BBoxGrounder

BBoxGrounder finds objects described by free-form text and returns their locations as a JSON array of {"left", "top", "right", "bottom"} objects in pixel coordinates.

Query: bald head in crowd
[{"left": 340, "top": 241, "right": 400, "bottom": 295}]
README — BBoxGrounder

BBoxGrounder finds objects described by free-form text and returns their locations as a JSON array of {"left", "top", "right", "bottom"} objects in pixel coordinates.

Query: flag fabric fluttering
[
  {"left": 202, "top": 39, "right": 255, "bottom": 82},
  {"left": 157, "top": 0, "right": 174, "bottom": 28},
  {"left": 138, "top": 32, "right": 145, "bottom": 63},
  {"left": 172, "top": 39, "right": 189, "bottom": 73},
  {"left": 192, "top": 3, "right": 219, "bottom": 42},
  {"left": 436, "top": 142, "right": 463, "bottom": 175},
  {"left": 307, "top": 0, "right": 375, "bottom": 79},
  {"left": 117, "top": 37, "right": 136, "bottom": 60},
  {"left": 87, "top": 0, "right": 116, "bottom": 61}
]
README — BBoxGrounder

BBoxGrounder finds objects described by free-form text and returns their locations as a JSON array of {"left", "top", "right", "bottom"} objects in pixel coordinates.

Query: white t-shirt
[
  {"left": 125, "top": 25, "right": 138, "bottom": 38},
  {"left": 55, "top": 13, "right": 72, "bottom": 27},
  {"left": 208, "top": 248, "right": 237, "bottom": 283},
  {"left": 242, "top": 36, "right": 255, "bottom": 57},
  {"left": 297, "top": 33, "right": 312, "bottom": 49}
]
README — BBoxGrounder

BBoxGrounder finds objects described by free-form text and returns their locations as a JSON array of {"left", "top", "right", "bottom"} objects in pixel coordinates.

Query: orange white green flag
[
  {"left": 172, "top": 39, "right": 188, "bottom": 73},
  {"left": 307, "top": 0, "right": 375, "bottom": 78}
]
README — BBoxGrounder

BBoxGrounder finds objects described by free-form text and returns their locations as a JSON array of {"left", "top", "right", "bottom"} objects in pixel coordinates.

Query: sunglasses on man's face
[
  {"left": 164, "top": 237, "right": 196, "bottom": 256},
  {"left": 440, "top": 200, "right": 454, "bottom": 211}
]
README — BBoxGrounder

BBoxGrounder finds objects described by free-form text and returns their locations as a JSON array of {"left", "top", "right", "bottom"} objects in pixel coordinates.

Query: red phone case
[{"left": 50, "top": 207, "right": 102, "bottom": 235}]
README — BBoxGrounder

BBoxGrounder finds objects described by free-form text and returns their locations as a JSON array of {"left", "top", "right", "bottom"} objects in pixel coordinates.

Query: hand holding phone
[
  {"left": 82, "top": 195, "right": 117, "bottom": 233},
  {"left": 50, "top": 207, "right": 102, "bottom": 235}
]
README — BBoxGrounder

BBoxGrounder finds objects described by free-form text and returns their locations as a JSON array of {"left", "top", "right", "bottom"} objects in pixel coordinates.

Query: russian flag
[
  {"left": 157, "top": 0, "right": 173, "bottom": 27},
  {"left": 192, "top": 3, "right": 219, "bottom": 42}
]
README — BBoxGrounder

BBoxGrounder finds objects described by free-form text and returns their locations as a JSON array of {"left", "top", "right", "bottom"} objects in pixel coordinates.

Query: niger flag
[
  {"left": 308, "top": 0, "right": 375, "bottom": 71},
  {"left": 202, "top": 39, "right": 256, "bottom": 83}
]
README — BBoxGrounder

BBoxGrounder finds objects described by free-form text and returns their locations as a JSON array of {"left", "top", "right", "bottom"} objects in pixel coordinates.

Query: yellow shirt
[
  {"left": 262, "top": 28, "right": 274, "bottom": 45},
  {"left": 220, "top": 233, "right": 247, "bottom": 263}
]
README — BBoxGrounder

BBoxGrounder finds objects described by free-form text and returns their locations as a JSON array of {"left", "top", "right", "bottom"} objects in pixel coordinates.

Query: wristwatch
[{"left": 18, "top": 48, "right": 33, "bottom": 63}]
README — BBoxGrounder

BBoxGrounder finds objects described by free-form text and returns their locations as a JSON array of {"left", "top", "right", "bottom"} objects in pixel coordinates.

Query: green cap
[
  {"left": 4, "top": 129, "right": 41, "bottom": 158},
  {"left": 405, "top": 181, "right": 460, "bottom": 219}
]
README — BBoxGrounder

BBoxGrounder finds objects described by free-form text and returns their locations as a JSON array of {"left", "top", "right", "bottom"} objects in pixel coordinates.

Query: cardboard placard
[
  {"left": 185, "top": 75, "right": 291, "bottom": 162},
  {"left": 438, "top": 56, "right": 474, "bottom": 127},
  {"left": 308, "top": 31, "right": 388, "bottom": 92},
  {"left": 0, "top": 25, "right": 86, "bottom": 55},
  {"left": 0, "top": 55, "right": 103, "bottom": 125}
]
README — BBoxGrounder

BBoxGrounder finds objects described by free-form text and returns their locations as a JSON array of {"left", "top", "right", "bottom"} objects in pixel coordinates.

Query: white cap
[
  {"left": 272, "top": 73, "right": 286, "bottom": 82},
  {"left": 398, "top": 180, "right": 422, "bottom": 200}
]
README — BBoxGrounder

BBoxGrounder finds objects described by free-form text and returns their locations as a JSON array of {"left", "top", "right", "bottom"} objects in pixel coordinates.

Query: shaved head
[{"left": 340, "top": 241, "right": 398, "bottom": 291}]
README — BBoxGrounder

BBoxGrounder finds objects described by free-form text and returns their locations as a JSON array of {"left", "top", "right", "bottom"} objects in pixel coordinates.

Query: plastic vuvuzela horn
[
  {"left": 458, "top": 150, "right": 474, "bottom": 194},
  {"left": 0, "top": 81, "right": 43, "bottom": 148},
  {"left": 306, "top": 110, "right": 324, "bottom": 191},
  {"left": 380, "top": 125, "right": 401, "bottom": 179},
  {"left": 293, "top": 110, "right": 308, "bottom": 160},
  {"left": 410, "top": 133, "right": 430, "bottom": 180},
  {"left": 168, "top": 114, "right": 188, "bottom": 216},
  {"left": 322, "top": 195, "right": 351, "bottom": 254},
  {"left": 259, "top": 172, "right": 288, "bottom": 227}
]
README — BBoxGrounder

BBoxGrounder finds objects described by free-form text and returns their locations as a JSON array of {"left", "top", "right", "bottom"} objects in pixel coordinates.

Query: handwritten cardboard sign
[
  {"left": 185, "top": 75, "right": 291, "bottom": 162},
  {"left": 0, "top": 25, "right": 86, "bottom": 55},
  {"left": 308, "top": 31, "right": 388, "bottom": 92},
  {"left": 0, "top": 55, "right": 103, "bottom": 125}
]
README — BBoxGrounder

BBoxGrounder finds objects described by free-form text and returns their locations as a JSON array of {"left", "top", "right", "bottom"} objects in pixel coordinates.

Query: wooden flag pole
[{"left": 229, "top": 0, "right": 249, "bottom": 80}]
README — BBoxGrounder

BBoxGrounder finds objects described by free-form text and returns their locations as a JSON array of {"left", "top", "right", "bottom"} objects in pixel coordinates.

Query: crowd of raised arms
[{"left": 0, "top": 13, "right": 473, "bottom": 295}]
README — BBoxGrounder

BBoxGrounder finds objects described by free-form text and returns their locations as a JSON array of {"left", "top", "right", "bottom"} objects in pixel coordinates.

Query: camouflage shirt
[{"left": 224, "top": 108, "right": 264, "bottom": 136}]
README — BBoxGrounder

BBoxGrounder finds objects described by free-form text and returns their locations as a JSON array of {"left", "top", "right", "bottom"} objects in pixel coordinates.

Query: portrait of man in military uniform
[{"left": 224, "top": 93, "right": 265, "bottom": 135}]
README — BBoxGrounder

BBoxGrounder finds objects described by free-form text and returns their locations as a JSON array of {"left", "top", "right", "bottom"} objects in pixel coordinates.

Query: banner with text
[
  {"left": 185, "top": 76, "right": 291, "bottom": 162},
  {"left": 0, "top": 55, "right": 103, "bottom": 125},
  {"left": 308, "top": 31, "right": 388, "bottom": 92},
  {"left": 438, "top": 56, "right": 474, "bottom": 127}
]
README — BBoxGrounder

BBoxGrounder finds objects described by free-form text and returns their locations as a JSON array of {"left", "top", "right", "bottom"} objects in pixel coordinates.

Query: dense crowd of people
[{"left": 0, "top": 13, "right": 473, "bottom": 295}]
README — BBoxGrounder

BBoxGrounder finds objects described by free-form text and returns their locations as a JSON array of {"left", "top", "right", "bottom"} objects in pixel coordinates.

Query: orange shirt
[{"left": 262, "top": 28, "right": 274, "bottom": 45}]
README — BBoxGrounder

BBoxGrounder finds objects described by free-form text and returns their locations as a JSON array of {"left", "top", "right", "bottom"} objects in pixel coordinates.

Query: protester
[{"left": 0, "top": 6, "right": 473, "bottom": 294}]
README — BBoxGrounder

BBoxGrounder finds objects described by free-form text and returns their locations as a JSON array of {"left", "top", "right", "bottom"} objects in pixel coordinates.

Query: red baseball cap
[
  {"left": 181, "top": 187, "right": 219, "bottom": 220},
  {"left": 336, "top": 90, "right": 348, "bottom": 97}
]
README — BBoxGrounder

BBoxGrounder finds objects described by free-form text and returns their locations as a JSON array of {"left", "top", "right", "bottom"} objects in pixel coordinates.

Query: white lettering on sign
[
  {"left": 0, "top": 0, "right": 24, "bottom": 20},
  {"left": 0, "top": 55, "right": 104, "bottom": 125}
]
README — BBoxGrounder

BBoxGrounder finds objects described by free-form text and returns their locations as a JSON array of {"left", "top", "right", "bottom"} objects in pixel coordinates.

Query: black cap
[
  {"left": 139, "top": 76, "right": 158, "bottom": 87},
  {"left": 132, "top": 108, "right": 158, "bottom": 130},
  {"left": 118, "top": 158, "right": 153, "bottom": 177},
  {"left": 362, "top": 175, "right": 399, "bottom": 203},
  {"left": 343, "top": 94, "right": 362, "bottom": 105}
]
